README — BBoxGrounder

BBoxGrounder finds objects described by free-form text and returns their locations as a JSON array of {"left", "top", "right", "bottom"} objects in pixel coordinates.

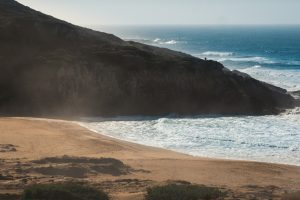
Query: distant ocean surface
[{"left": 82, "top": 26, "right": 300, "bottom": 165}]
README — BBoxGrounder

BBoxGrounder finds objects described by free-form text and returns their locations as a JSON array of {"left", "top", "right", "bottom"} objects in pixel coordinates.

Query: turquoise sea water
[{"left": 82, "top": 26, "right": 300, "bottom": 165}]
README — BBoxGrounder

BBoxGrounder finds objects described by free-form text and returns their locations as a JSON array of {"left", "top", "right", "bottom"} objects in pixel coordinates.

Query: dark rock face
[{"left": 0, "top": 0, "right": 297, "bottom": 117}]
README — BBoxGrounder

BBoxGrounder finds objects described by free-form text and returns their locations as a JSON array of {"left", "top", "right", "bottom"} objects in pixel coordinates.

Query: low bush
[
  {"left": 21, "top": 182, "right": 109, "bottom": 200},
  {"left": 145, "top": 184, "right": 224, "bottom": 200}
]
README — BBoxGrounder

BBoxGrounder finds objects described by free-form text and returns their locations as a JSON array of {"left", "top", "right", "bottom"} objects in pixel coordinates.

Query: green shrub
[
  {"left": 145, "top": 184, "right": 224, "bottom": 200},
  {"left": 21, "top": 182, "right": 109, "bottom": 200}
]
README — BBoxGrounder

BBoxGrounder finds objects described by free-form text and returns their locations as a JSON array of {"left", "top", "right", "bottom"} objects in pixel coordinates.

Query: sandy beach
[{"left": 0, "top": 117, "right": 299, "bottom": 199}]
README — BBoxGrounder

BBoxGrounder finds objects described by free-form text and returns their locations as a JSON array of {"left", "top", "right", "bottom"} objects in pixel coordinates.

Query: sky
[{"left": 17, "top": 0, "right": 300, "bottom": 26}]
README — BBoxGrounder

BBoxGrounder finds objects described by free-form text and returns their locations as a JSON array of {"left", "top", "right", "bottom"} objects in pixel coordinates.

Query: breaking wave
[
  {"left": 218, "top": 56, "right": 275, "bottom": 64},
  {"left": 126, "top": 38, "right": 178, "bottom": 45},
  {"left": 239, "top": 65, "right": 300, "bottom": 91},
  {"left": 88, "top": 25, "right": 300, "bottom": 167},
  {"left": 201, "top": 51, "right": 234, "bottom": 57},
  {"left": 152, "top": 38, "right": 178, "bottom": 45},
  {"left": 79, "top": 109, "right": 300, "bottom": 166}
]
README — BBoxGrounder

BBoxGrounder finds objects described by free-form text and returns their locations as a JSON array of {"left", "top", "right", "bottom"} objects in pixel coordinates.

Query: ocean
[{"left": 81, "top": 25, "right": 300, "bottom": 165}]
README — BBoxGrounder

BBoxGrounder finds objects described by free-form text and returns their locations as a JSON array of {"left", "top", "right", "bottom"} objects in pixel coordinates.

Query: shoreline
[
  {"left": 1, "top": 117, "right": 299, "bottom": 199},
  {"left": 78, "top": 120, "right": 300, "bottom": 167},
  {"left": 77, "top": 115, "right": 300, "bottom": 167},
  {"left": 7, "top": 116, "right": 299, "bottom": 167}
]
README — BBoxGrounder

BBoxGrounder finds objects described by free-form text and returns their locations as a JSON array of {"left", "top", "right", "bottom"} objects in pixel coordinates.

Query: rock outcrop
[{"left": 0, "top": 0, "right": 297, "bottom": 117}]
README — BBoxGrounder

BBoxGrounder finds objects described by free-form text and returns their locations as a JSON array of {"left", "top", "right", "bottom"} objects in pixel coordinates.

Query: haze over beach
[{"left": 0, "top": 0, "right": 300, "bottom": 200}]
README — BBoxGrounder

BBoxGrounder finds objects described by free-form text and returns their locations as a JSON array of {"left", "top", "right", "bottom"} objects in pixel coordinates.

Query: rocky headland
[{"left": 0, "top": 0, "right": 297, "bottom": 117}]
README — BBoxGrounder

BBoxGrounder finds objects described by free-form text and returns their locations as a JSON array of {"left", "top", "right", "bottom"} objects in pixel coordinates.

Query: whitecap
[
  {"left": 201, "top": 51, "right": 234, "bottom": 57},
  {"left": 243, "top": 65, "right": 262, "bottom": 70},
  {"left": 286, "top": 60, "right": 300, "bottom": 66},
  {"left": 163, "top": 40, "right": 177, "bottom": 45},
  {"left": 153, "top": 38, "right": 161, "bottom": 43},
  {"left": 123, "top": 37, "right": 179, "bottom": 45},
  {"left": 219, "top": 56, "right": 275, "bottom": 64},
  {"left": 149, "top": 38, "right": 179, "bottom": 45}
]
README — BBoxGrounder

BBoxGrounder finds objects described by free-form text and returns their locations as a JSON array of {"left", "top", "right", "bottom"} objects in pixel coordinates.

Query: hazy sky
[{"left": 17, "top": 0, "right": 300, "bottom": 25}]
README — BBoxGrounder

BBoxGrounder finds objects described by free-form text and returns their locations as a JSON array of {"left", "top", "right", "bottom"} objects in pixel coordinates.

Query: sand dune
[{"left": 0, "top": 117, "right": 299, "bottom": 199}]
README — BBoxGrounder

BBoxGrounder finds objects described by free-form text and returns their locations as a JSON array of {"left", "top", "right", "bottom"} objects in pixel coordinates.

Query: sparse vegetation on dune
[
  {"left": 145, "top": 184, "right": 225, "bottom": 200},
  {"left": 28, "top": 156, "right": 130, "bottom": 178},
  {"left": 21, "top": 182, "right": 109, "bottom": 200},
  {"left": 20, "top": 182, "right": 225, "bottom": 200}
]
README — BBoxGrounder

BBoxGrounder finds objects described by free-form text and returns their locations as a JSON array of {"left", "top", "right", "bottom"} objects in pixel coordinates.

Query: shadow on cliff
[{"left": 0, "top": 0, "right": 298, "bottom": 118}]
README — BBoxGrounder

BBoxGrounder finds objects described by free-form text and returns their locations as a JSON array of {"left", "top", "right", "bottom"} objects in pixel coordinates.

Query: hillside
[{"left": 0, "top": 0, "right": 297, "bottom": 117}]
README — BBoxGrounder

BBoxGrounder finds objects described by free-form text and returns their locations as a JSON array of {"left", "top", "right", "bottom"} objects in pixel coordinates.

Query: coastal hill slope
[{"left": 0, "top": 0, "right": 297, "bottom": 117}]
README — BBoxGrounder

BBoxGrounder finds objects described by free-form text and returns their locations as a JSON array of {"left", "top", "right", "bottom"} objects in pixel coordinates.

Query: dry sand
[{"left": 0, "top": 117, "right": 299, "bottom": 199}]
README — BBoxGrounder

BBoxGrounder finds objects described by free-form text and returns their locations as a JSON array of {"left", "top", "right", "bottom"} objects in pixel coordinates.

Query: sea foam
[
  {"left": 80, "top": 109, "right": 300, "bottom": 166},
  {"left": 240, "top": 66, "right": 300, "bottom": 91},
  {"left": 152, "top": 38, "right": 178, "bottom": 45},
  {"left": 218, "top": 56, "right": 274, "bottom": 64},
  {"left": 201, "top": 51, "right": 234, "bottom": 57},
  {"left": 87, "top": 25, "right": 300, "bottom": 166}
]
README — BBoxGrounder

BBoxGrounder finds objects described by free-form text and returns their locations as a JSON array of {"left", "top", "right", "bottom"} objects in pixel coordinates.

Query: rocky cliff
[{"left": 0, "top": 0, "right": 297, "bottom": 117}]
